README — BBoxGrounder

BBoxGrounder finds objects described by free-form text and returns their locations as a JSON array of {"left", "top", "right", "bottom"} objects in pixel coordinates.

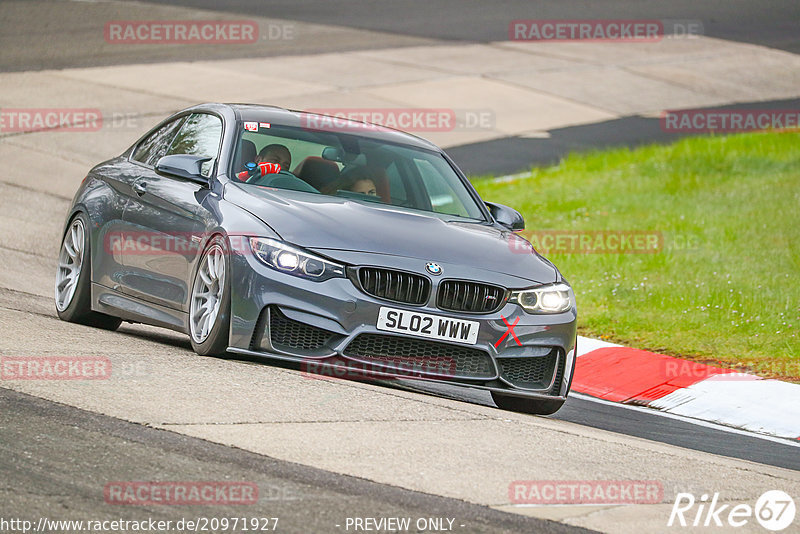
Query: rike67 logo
[{"left": 669, "top": 490, "right": 796, "bottom": 531}]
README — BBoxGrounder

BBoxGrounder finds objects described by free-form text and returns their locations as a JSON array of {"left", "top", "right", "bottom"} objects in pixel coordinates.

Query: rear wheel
[
  {"left": 491, "top": 392, "right": 564, "bottom": 415},
  {"left": 54, "top": 213, "right": 121, "bottom": 330},
  {"left": 189, "top": 236, "right": 231, "bottom": 356}
]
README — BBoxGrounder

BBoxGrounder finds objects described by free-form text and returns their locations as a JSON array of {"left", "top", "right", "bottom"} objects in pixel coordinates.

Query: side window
[
  {"left": 131, "top": 118, "right": 185, "bottom": 166},
  {"left": 165, "top": 113, "right": 223, "bottom": 177}
]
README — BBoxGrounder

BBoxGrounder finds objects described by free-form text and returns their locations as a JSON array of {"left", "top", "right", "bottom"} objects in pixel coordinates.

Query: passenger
[
  {"left": 322, "top": 166, "right": 379, "bottom": 197},
  {"left": 348, "top": 178, "right": 378, "bottom": 196},
  {"left": 256, "top": 144, "right": 292, "bottom": 171}
]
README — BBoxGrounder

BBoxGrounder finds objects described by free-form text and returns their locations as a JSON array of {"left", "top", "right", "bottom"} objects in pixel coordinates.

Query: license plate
[{"left": 377, "top": 307, "right": 480, "bottom": 345}]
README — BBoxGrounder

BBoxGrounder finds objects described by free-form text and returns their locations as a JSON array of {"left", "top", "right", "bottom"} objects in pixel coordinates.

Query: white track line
[{"left": 571, "top": 392, "right": 800, "bottom": 449}]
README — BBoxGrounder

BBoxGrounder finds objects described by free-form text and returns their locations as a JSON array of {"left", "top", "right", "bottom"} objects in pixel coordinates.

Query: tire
[
  {"left": 189, "top": 235, "right": 231, "bottom": 357},
  {"left": 491, "top": 392, "right": 565, "bottom": 416},
  {"left": 54, "top": 213, "right": 122, "bottom": 330}
]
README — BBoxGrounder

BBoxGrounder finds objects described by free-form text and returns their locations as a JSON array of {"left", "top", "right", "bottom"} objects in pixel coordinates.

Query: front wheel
[
  {"left": 189, "top": 235, "right": 231, "bottom": 356},
  {"left": 54, "top": 213, "right": 121, "bottom": 330},
  {"left": 491, "top": 392, "right": 565, "bottom": 415}
]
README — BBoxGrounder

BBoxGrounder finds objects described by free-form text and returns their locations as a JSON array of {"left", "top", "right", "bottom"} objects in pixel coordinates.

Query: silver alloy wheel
[
  {"left": 190, "top": 243, "right": 225, "bottom": 343},
  {"left": 55, "top": 218, "right": 85, "bottom": 312}
]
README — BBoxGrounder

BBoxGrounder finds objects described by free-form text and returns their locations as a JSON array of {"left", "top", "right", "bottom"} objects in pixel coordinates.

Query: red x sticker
[{"left": 495, "top": 315, "right": 521, "bottom": 348}]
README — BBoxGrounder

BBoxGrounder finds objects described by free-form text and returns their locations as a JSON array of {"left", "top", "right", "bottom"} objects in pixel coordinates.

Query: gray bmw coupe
[{"left": 55, "top": 103, "right": 577, "bottom": 415}]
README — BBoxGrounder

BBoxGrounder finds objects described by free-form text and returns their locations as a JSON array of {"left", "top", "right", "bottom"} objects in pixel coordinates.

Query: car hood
[{"left": 225, "top": 185, "right": 557, "bottom": 284}]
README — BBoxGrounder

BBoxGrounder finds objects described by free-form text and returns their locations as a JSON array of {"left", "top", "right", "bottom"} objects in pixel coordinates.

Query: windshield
[{"left": 230, "top": 122, "right": 486, "bottom": 221}]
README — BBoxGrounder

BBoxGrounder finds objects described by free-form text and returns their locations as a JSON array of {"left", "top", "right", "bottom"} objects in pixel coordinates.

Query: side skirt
[{"left": 92, "top": 283, "right": 188, "bottom": 334}]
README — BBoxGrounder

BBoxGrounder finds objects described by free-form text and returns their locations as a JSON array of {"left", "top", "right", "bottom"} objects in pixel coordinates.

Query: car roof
[{"left": 215, "top": 103, "right": 442, "bottom": 152}]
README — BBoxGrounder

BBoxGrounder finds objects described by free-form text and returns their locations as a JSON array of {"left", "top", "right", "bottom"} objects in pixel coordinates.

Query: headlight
[
  {"left": 249, "top": 238, "right": 346, "bottom": 281},
  {"left": 510, "top": 282, "right": 573, "bottom": 314}
]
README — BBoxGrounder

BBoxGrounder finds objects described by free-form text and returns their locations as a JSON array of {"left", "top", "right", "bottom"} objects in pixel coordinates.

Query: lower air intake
[
  {"left": 497, "top": 349, "right": 559, "bottom": 390},
  {"left": 343, "top": 333, "right": 495, "bottom": 379}
]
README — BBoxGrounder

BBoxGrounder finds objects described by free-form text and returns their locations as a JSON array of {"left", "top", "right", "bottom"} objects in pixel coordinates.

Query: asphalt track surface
[
  {"left": 126, "top": 0, "right": 800, "bottom": 54},
  {"left": 0, "top": 388, "right": 590, "bottom": 534},
  {"left": 390, "top": 381, "right": 800, "bottom": 472},
  {"left": 4, "top": 0, "right": 797, "bottom": 73}
]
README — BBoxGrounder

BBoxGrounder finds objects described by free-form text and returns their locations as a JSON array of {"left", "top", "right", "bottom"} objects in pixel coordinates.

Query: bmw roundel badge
[{"left": 426, "top": 262, "right": 442, "bottom": 275}]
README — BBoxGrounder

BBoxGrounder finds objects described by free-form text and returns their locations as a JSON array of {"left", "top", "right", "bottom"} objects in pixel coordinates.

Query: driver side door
[{"left": 120, "top": 113, "right": 223, "bottom": 312}]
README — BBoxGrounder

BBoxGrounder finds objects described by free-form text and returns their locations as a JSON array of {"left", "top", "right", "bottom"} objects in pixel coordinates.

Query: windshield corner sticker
[
  {"left": 259, "top": 122, "right": 271, "bottom": 129},
  {"left": 244, "top": 121, "right": 258, "bottom": 132}
]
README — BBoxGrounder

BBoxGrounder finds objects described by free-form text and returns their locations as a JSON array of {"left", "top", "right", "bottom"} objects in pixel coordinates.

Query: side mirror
[
  {"left": 486, "top": 202, "right": 525, "bottom": 231},
  {"left": 155, "top": 155, "right": 212, "bottom": 185}
]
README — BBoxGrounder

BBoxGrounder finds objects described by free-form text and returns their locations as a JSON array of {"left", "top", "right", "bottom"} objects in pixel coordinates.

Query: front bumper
[{"left": 227, "top": 246, "right": 577, "bottom": 400}]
